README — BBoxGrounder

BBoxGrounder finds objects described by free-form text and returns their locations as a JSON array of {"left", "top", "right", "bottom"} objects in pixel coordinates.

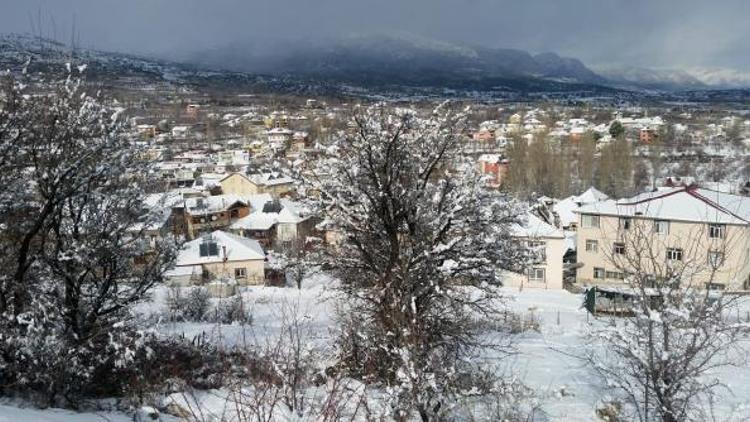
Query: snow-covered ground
[{"left": 5, "top": 278, "right": 750, "bottom": 420}]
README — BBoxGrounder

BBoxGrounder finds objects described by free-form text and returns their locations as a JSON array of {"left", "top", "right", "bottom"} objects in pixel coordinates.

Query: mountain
[
  {"left": 596, "top": 65, "right": 750, "bottom": 90},
  {"left": 533, "top": 52, "right": 604, "bottom": 83},
  {"left": 182, "top": 33, "right": 610, "bottom": 91},
  {"left": 595, "top": 66, "right": 707, "bottom": 91},
  {"left": 0, "top": 33, "right": 350, "bottom": 97},
  {"left": 684, "top": 67, "right": 750, "bottom": 89}
]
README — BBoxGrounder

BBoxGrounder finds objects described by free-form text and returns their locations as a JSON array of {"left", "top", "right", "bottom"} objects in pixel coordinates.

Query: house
[
  {"left": 229, "top": 198, "right": 314, "bottom": 249},
  {"left": 275, "top": 199, "right": 314, "bottom": 246},
  {"left": 219, "top": 172, "right": 294, "bottom": 198},
  {"left": 472, "top": 128, "right": 495, "bottom": 142},
  {"left": 174, "top": 194, "right": 251, "bottom": 239},
  {"left": 504, "top": 213, "right": 566, "bottom": 289},
  {"left": 229, "top": 210, "right": 278, "bottom": 248},
  {"left": 268, "top": 127, "right": 294, "bottom": 151},
  {"left": 290, "top": 131, "right": 310, "bottom": 153},
  {"left": 136, "top": 124, "right": 157, "bottom": 138},
  {"left": 223, "top": 172, "right": 295, "bottom": 198},
  {"left": 574, "top": 186, "right": 750, "bottom": 290},
  {"left": 639, "top": 127, "right": 658, "bottom": 143},
  {"left": 477, "top": 154, "right": 508, "bottom": 188},
  {"left": 169, "top": 231, "right": 266, "bottom": 286}
]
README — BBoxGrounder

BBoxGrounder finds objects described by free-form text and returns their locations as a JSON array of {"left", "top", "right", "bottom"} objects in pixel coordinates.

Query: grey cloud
[{"left": 0, "top": 0, "right": 748, "bottom": 71}]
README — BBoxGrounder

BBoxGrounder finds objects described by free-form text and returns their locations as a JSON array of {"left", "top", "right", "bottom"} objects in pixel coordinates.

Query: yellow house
[
  {"left": 574, "top": 186, "right": 750, "bottom": 290},
  {"left": 220, "top": 173, "right": 261, "bottom": 196},
  {"left": 170, "top": 231, "right": 266, "bottom": 286},
  {"left": 220, "top": 172, "right": 294, "bottom": 198}
]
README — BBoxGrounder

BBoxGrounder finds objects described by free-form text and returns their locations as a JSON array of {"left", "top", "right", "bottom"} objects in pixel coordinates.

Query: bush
[
  {"left": 165, "top": 287, "right": 251, "bottom": 324},
  {"left": 0, "top": 295, "right": 153, "bottom": 407},
  {"left": 166, "top": 287, "right": 211, "bottom": 322},
  {"left": 123, "top": 334, "right": 257, "bottom": 404},
  {"left": 210, "top": 295, "right": 252, "bottom": 325}
]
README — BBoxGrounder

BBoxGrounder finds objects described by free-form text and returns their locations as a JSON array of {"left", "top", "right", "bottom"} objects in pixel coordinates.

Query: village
[
  {"left": 126, "top": 91, "right": 750, "bottom": 297},
  {"left": 112, "top": 90, "right": 750, "bottom": 420},
  {"left": 3, "top": 3, "right": 750, "bottom": 419}
]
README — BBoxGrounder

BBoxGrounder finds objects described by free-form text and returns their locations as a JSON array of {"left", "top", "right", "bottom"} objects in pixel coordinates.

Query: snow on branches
[{"left": 302, "top": 102, "right": 527, "bottom": 420}]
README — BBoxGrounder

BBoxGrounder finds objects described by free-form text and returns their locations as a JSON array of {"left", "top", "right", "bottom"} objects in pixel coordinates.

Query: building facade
[{"left": 575, "top": 186, "right": 750, "bottom": 290}]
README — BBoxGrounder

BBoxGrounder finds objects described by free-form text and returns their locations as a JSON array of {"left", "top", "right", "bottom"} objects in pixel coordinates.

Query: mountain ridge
[{"left": 182, "top": 33, "right": 608, "bottom": 87}]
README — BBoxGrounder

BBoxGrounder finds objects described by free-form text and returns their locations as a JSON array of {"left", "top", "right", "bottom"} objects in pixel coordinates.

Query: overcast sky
[{"left": 1, "top": 0, "right": 749, "bottom": 71}]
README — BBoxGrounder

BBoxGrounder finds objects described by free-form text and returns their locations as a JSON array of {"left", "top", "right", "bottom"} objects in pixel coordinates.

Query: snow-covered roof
[
  {"left": 184, "top": 194, "right": 246, "bottom": 215},
  {"left": 231, "top": 212, "right": 278, "bottom": 231},
  {"left": 513, "top": 213, "right": 564, "bottom": 239},
  {"left": 230, "top": 198, "right": 310, "bottom": 230},
  {"left": 175, "top": 231, "right": 265, "bottom": 266},
  {"left": 553, "top": 197, "right": 579, "bottom": 228},
  {"left": 478, "top": 154, "right": 503, "bottom": 164},
  {"left": 277, "top": 199, "right": 310, "bottom": 224},
  {"left": 247, "top": 172, "right": 294, "bottom": 187},
  {"left": 575, "top": 186, "right": 750, "bottom": 225},
  {"left": 553, "top": 187, "right": 609, "bottom": 228},
  {"left": 575, "top": 187, "right": 609, "bottom": 204},
  {"left": 244, "top": 193, "right": 274, "bottom": 211},
  {"left": 268, "top": 127, "right": 293, "bottom": 135}
]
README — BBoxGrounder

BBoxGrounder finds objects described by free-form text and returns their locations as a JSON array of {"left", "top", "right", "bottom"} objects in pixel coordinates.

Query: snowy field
[{"left": 4, "top": 277, "right": 750, "bottom": 420}]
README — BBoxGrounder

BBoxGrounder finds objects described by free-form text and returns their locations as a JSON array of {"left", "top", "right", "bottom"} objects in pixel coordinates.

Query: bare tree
[
  {"left": 586, "top": 217, "right": 748, "bottom": 421},
  {"left": 305, "top": 103, "right": 527, "bottom": 421}
]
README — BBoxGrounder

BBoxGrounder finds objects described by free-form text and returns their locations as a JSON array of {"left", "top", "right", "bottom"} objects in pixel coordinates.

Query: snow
[
  {"left": 0, "top": 403, "right": 166, "bottom": 422},
  {"left": 575, "top": 187, "right": 609, "bottom": 204},
  {"left": 512, "top": 213, "right": 564, "bottom": 238},
  {"left": 9, "top": 280, "right": 750, "bottom": 420},
  {"left": 553, "top": 197, "right": 579, "bottom": 228}
]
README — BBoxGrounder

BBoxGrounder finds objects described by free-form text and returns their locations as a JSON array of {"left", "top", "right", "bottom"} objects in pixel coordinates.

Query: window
[
  {"left": 234, "top": 268, "right": 247, "bottom": 279},
  {"left": 666, "top": 247, "right": 683, "bottom": 261},
  {"left": 582, "top": 214, "right": 600, "bottom": 228},
  {"left": 593, "top": 267, "right": 605, "bottom": 279},
  {"left": 708, "top": 224, "right": 726, "bottom": 239},
  {"left": 613, "top": 242, "right": 626, "bottom": 255},
  {"left": 619, "top": 217, "right": 632, "bottom": 230},
  {"left": 585, "top": 239, "right": 599, "bottom": 253},
  {"left": 199, "top": 240, "right": 219, "bottom": 257},
  {"left": 528, "top": 268, "right": 546, "bottom": 282},
  {"left": 605, "top": 271, "right": 626, "bottom": 280},
  {"left": 654, "top": 220, "right": 670, "bottom": 235},
  {"left": 708, "top": 250, "right": 724, "bottom": 267}
]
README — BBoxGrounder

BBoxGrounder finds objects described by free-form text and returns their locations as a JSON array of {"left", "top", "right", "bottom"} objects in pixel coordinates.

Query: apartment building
[{"left": 575, "top": 186, "right": 750, "bottom": 290}]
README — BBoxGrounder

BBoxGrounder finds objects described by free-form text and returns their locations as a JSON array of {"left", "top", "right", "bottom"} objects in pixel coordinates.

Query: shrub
[
  {"left": 210, "top": 295, "right": 252, "bottom": 325},
  {"left": 165, "top": 287, "right": 251, "bottom": 324},
  {"left": 165, "top": 287, "right": 211, "bottom": 322}
]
